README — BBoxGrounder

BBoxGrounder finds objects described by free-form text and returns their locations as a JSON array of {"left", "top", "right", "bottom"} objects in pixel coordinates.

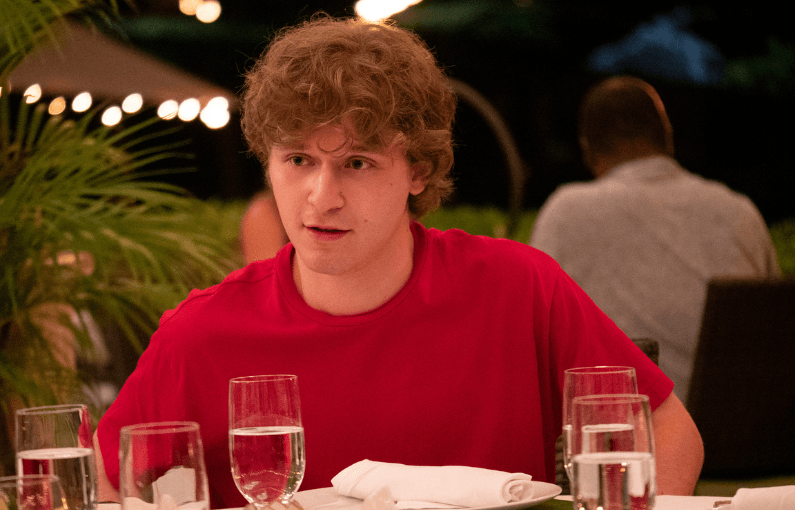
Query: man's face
[{"left": 268, "top": 122, "right": 426, "bottom": 280}]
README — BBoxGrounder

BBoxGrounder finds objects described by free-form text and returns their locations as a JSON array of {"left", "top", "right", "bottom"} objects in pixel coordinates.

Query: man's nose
[{"left": 308, "top": 164, "right": 345, "bottom": 212}]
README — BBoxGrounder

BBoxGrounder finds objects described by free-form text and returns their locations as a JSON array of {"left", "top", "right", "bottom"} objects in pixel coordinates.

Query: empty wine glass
[
  {"left": 0, "top": 474, "right": 67, "bottom": 510},
  {"left": 229, "top": 375, "right": 305, "bottom": 508},
  {"left": 562, "top": 367, "right": 637, "bottom": 488},
  {"left": 119, "top": 422, "right": 210, "bottom": 510},
  {"left": 15, "top": 404, "right": 97, "bottom": 510},
  {"left": 570, "top": 394, "right": 656, "bottom": 510}
]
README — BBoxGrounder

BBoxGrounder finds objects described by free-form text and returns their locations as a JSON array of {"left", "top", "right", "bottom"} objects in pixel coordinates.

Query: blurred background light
[
  {"left": 122, "top": 93, "right": 144, "bottom": 113},
  {"left": 179, "top": 0, "right": 203, "bottom": 15},
  {"left": 23, "top": 84, "right": 42, "bottom": 103},
  {"left": 355, "top": 0, "right": 421, "bottom": 21},
  {"left": 196, "top": 1, "right": 221, "bottom": 23},
  {"left": 72, "top": 92, "right": 93, "bottom": 112},
  {"left": 158, "top": 99, "right": 179, "bottom": 119},
  {"left": 178, "top": 97, "right": 201, "bottom": 121},
  {"left": 101, "top": 106, "right": 123, "bottom": 126},
  {"left": 48, "top": 96, "right": 67, "bottom": 115}
]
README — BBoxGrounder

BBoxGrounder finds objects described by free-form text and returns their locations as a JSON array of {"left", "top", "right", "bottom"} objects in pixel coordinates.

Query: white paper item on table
[
  {"left": 331, "top": 460, "right": 538, "bottom": 509},
  {"left": 731, "top": 485, "right": 794, "bottom": 510}
]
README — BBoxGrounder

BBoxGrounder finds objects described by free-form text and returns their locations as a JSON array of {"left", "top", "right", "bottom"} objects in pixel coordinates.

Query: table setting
[{"left": 9, "top": 367, "right": 795, "bottom": 510}]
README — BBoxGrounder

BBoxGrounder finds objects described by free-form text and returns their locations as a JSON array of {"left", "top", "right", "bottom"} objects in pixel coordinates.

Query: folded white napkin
[
  {"left": 731, "top": 485, "right": 794, "bottom": 510},
  {"left": 331, "top": 460, "right": 539, "bottom": 509}
]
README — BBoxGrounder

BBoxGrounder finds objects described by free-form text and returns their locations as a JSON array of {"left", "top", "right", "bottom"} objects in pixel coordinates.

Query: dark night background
[{"left": 108, "top": 0, "right": 794, "bottom": 224}]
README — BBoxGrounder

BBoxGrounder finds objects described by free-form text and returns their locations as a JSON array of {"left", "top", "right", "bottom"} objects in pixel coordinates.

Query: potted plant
[{"left": 1, "top": 0, "right": 241, "bottom": 473}]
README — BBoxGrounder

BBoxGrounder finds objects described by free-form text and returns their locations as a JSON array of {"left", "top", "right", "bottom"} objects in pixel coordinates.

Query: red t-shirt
[{"left": 98, "top": 222, "right": 672, "bottom": 508}]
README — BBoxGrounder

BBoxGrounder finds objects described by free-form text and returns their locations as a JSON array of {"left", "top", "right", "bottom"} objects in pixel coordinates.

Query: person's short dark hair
[
  {"left": 241, "top": 15, "right": 457, "bottom": 219},
  {"left": 578, "top": 75, "right": 674, "bottom": 157}
]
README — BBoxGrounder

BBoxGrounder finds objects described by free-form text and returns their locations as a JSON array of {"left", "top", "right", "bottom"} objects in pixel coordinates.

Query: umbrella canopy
[{"left": 8, "top": 20, "right": 238, "bottom": 110}]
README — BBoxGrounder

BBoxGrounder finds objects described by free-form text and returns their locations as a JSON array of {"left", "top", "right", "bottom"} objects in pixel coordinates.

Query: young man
[{"left": 95, "top": 18, "right": 703, "bottom": 508}]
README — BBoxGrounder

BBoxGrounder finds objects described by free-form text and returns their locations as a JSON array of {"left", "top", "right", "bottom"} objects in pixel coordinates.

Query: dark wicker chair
[{"left": 685, "top": 277, "right": 794, "bottom": 479}]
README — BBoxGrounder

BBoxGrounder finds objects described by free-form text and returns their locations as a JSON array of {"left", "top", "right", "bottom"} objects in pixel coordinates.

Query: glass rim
[
  {"left": 572, "top": 393, "right": 649, "bottom": 405},
  {"left": 0, "top": 474, "right": 62, "bottom": 485},
  {"left": 15, "top": 404, "right": 88, "bottom": 416},
  {"left": 564, "top": 366, "right": 636, "bottom": 375},
  {"left": 229, "top": 374, "right": 298, "bottom": 384},
  {"left": 121, "top": 421, "right": 200, "bottom": 435}
]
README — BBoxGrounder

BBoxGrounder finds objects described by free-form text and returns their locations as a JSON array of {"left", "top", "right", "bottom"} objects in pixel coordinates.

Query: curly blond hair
[{"left": 241, "top": 15, "right": 456, "bottom": 218}]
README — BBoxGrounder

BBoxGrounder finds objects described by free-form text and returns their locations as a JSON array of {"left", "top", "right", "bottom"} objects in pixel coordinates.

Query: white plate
[{"left": 294, "top": 485, "right": 562, "bottom": 510}]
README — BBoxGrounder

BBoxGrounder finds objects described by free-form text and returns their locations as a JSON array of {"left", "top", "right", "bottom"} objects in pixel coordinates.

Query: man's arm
[
  {"left": 93, "top": 431, "right": 120, "bottom": 502},
  {"left": 652, "top": 392, "right": 704, "bottom": 495}
]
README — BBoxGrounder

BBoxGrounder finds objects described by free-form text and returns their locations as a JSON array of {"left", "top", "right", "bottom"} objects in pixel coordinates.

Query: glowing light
[
  {"left": 355, "top": 0, "right": 421, "bottom": 21},
  {"left": 122, "top": 93, "right": 143, "bottom": 113},
  {"left": 101, "top": 106, "right": 123, "bottom": 126},
  {"left": 199, "top": 95, "right": 230, "bottom": 128},
  {"left": 24, "top": 84, "right": 42, "bottom": 103},
  {"left": 158, "top": 100, "right": 179, "bottom": 119},
  {"left": 179, "top": 0, "right": 203, "bottom": 15},
  {"left": 178, "top": 98, "right": 201, "bottom": 121},
  {"left": 196, "top": 0, "right": 221, "bottom": 23},
  {"left": 48, "top": 97, "right": 67, "bottom": 115},
  {"left": 72, "top": 92, "right": 93, "bottom": 112}
]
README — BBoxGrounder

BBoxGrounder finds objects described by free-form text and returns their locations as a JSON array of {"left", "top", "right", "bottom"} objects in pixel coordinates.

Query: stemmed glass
[
  {"left": 562, "top": 367, "right": 637, "bottom": 488},
  {"left": 15, "top": 404, "right": 97, "bottom": 510},
  {"left": 229, "top": 375, "right": 305, "bottom": 508},
  {"left": 0, "top": 474, "right": 68, "bottom": 510},
  {"left": 570, "top": 394, "right": 656, "bottom": 510}
]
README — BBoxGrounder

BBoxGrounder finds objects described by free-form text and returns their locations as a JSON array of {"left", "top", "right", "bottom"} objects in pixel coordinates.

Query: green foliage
[
  {"left": 0, "top": 0, "right": 240, "bottom": 474},
  {"left": 769, "top": 218, "right": 795, "bottom": 276}
]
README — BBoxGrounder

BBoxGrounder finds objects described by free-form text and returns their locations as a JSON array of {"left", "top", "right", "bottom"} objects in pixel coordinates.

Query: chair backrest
[{"left": 685, "top": 277, "right": 795, "bottom": 478}]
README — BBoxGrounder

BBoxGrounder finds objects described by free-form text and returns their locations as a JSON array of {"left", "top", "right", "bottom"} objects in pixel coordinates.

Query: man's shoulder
[
  {"left": 424, "top": 225, "right": 560, "bottom": 272},
  {"left": 159, "top": 259, "right": 279, "bottom": 326}
]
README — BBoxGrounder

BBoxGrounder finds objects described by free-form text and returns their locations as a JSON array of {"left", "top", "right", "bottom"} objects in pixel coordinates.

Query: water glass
[
  {"left": 0, "top": 474, "right": 68, "bottom": 510},
  {"left": 119, "top": 422, "right": 209, "bottom": 510},
  {"left": 570, "top": 394, "right": 656, "bottom": 510},
  {"left": 15, "top": 404, "right": 97, "bottom": 510},
  {"left": 562, "top": 367, "right": 637, "bottom": 485},
  {"left": 229, "top": 374, "right": 305, "bottom": 507}
]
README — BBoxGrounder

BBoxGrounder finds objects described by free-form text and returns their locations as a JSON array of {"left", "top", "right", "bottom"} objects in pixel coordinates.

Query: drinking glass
[
  {"left": 229, "top": 374, "right": 305, "bottom": 507},
  {"left": 562, "top": 367, "right": 637, "bottom": 487},
  {"left": 570, "top": 394, "right": 656, "bottom": 510},
  {"left": 15, "top": 404, "right": 97, "bottom": 510},
  {"left": 119, "top": 422, "right": 210, "bottom": 510},
  {"left": 0, "top": 474, "right": 68, "bottom": 510}
]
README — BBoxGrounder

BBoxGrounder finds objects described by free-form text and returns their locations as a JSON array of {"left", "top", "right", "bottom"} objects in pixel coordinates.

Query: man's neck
[{"left": 291, "top": 226, "right": 417, "bottom": 316}]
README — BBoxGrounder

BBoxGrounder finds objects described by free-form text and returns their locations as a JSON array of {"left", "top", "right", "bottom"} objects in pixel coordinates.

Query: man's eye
[
  {"left": 290, "top": 156, "right": 306, "bottom": 166},
  {"left": 347, "top": 158, "right": 371, "bottom": 170}
]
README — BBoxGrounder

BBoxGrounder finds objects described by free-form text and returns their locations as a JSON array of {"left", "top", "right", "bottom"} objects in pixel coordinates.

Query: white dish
[{"left": 294, "top": 485, "right": 562, "bottom": 510}]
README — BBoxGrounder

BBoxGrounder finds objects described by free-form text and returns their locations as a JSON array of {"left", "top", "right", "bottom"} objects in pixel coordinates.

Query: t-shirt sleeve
[
  {"left": 545, "top": 268, "right": 674, "bottom": 411},
  {"left": 96, "top": 328, "right": 189, "bottom": 489}
]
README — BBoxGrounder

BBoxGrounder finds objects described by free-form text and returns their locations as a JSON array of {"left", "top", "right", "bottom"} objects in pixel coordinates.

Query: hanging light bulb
[{"left": 72, "top": 92, "right": 93, "bottom": 112}]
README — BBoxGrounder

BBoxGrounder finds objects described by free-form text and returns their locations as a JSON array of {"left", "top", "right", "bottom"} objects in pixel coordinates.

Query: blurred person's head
[
  {"left": 578, "top": 75, "right": 674, "bottom": 177},
  {"left": 241, "top": 15, "right": 457, "bottom": 219}
]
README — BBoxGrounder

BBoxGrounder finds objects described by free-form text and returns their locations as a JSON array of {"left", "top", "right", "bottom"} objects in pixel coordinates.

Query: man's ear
[{"left": 409, "top": 162, "right": 429, "bottom": 196}]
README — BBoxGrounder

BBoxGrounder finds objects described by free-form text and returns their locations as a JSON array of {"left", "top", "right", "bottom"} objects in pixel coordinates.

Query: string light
[
  {"left": 101, "top": 106, "right": 123, "bottom": 126},
  {"left": 72, "top": 92, "right": 93, "bottom": 112},
  {"left": 179, "top": 0, "right": 203, "bottom": 15},
  {"left": 355, "top": 0, "right": 422, "bottom": 21},
  {"left": 158, "top": 100, "right": 179, "bottom": 119},
  {"left": 23, "top": 84, "right": 42, "bottom": 103},
  {"left": 122, "top": 93, "right": 143, "bottom": 113},
  {"left": 48, "top": 97, "right": 67, "bottom": 115},
  {"left": 178, "top": 98, "right": 201, "bottom": 121},
  {"left": 196, "top": 0, "right": 221, "bottom": 23}
]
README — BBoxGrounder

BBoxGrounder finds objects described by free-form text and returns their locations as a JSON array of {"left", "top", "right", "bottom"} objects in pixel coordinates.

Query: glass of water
[
  {"left": 570, "top": 394, "right": 656, "bottom": 510},
  {"left": 562, "top": 367, "right": 637, "bottom": 487},
  {"left": 0, "top": 474, "right": 68, "bottom": 510},
  {"left": 229, "top": 374, "right": 305, "bottom": 507},
  {"left": 15, "top": 404, "right": 97, "bottom": 510},
  {"left": 119, "top": 422, "right": 210, "bottom": 510}
]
